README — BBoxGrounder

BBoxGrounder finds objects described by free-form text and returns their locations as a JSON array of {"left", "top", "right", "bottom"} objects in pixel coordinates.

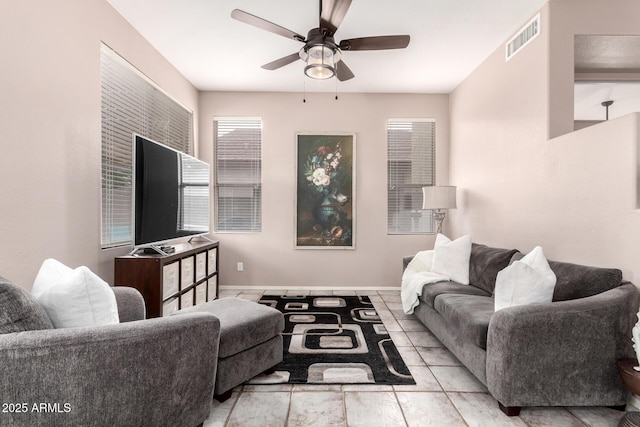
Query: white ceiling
[
  {"left": 106, "top": 0, "right": 548, "bottom": 93},
  {"left": 575, "top": 82, "right": 640, "bottom": 120}
]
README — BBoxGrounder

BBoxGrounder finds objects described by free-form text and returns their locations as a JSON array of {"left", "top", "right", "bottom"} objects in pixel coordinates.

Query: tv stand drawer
[
  {"left": 181, "top": 256, "right": 195, "bottom": 287},
  {"left": 162, "top": 262, "right": 179, "bottom": 299},
  {"left": 195, "top": 252, "right": 207, "bottom": 281}
]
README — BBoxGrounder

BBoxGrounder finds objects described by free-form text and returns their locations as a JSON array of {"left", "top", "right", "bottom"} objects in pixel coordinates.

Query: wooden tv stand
[{"left": 114, "top": 240, "right": 219, "bottom": 318}]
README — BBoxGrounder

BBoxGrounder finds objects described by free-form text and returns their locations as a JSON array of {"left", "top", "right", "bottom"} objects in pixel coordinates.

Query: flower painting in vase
[{"left": 296, "top": 133, "right": 355, "bottom": 249}]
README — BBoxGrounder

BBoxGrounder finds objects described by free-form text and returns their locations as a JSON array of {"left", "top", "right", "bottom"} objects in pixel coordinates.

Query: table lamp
[{"left": 422, "top": 185, "right": 457, "bottom": 234}]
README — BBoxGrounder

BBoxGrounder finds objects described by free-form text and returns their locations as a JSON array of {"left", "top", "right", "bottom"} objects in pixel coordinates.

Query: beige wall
[
  {"left": 450, "top": 1, "right": 640, "bottom": 282},
  {"left": 0, "top": 0, "right": 199, "bottom": 288},
  {"left": 7, "top": 0, "right": 637, "bottom": 293},
  {"left": 199, "top": 92, "right": 449, "bottom": 288}
]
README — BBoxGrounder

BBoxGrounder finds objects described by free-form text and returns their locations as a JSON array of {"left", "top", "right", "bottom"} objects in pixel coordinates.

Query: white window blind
[
  {"left": 214, "top": 118, "right": 262, "bottom": 232},
  {"left": 387, "top": 119, "right": 436, "bottom": 234},
  {"left": 178, "top": 154, "right": 210, "bottom": 232},
  {"left": 101, "top": 43, "right": 193, "bottom": 248}
]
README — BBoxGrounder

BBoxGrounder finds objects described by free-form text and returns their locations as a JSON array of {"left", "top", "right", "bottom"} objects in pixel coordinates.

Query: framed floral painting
[{"left": 295, "top": 133, "right": 355, "bottom": 249}]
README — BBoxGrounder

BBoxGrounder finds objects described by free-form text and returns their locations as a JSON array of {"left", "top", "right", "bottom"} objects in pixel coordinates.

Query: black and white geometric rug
[{"left": 256, "top": 295, "right": 415, "bottom": 385}]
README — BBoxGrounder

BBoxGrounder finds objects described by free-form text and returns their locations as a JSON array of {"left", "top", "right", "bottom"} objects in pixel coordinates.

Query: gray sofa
[
  {"left": 404, "top": 243, "right": 639, "bottom": 416},
  {"left": 0, "top": 277, "right": 219, "bottom": 427}
]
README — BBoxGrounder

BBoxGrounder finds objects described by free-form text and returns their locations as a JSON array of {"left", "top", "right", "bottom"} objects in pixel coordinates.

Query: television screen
[{"left": 133, "top": 134, "right": 210, "bottom": 248}]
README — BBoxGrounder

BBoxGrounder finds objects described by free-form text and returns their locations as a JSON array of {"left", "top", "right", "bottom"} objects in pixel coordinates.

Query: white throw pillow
[
  {"left": 494, "top": 246, "right": 557, "bottom": 311},
  {"left": 32, "top": 258, "right": 73, "bottom": 299},
  {"left": 33, "top": 260, "right": 119, "bottom": 328},
  {"left": 430, "top": 234, "right": 472, "bottom": 284}
]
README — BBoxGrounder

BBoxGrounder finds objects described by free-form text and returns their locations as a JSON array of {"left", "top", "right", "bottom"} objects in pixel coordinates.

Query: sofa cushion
[
  {"left": 32, "top": 258, "right": 73, "bottom": 298},
  {"left": 469, "top": 243, "right": 519, "bottom": 294},
  {"left": 430, "top": 234, "right": 472, "bottom": 284},
  {"left": 33, "top": 260, "right": 120, "bottom": 328},
  {"left": 177, "top": 297, "right": 284, "bottom": 359},
  {"left": 433, "top": 294, "right": 494, "bottom": 349},
  {"left": 510, "top": 253, "right": 622, "bottom": 301},
  {"left": 419, "top": 281, "right": 491, "bottom": 308},
  {"left": 494, "top": 246, "right": 556, "bottom": 311},
  {"left": 0, "top": 276, "right": 54, "bottom": 334}
]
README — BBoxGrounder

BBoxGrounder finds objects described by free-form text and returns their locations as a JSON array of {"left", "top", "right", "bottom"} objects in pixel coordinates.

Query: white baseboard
[{"left": 219, "top": 285, "right": 400, "bottom": 291}]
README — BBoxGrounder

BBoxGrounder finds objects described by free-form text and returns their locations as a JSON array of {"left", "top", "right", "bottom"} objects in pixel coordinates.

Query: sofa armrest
[
  {"left": 0, "top": 313, "right": 220, "bottom": 427},
  {"left": 486, "top": 282, "right": 639, "bottom": 407},
  {"left": 112, "top": 286, "right": 146, "bottom": 322},
  {"left": 403, "top": 256, "right": 414, "bottom": 271}
]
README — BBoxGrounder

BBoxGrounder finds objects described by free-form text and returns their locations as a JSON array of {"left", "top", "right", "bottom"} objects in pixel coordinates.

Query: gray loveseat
[
  {"left": 404, "top": 243, "right": 639, "bottom": 416},
  {"left": 0, "top": 276, "right": 219, "bottom": 427}
]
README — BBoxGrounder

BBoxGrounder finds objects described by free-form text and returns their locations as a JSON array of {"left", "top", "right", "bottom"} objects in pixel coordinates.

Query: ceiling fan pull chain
[{"left": 335, "top": 77, "right": 339, "bottom": 100}]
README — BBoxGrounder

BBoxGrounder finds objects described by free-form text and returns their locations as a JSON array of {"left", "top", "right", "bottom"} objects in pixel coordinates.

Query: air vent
[{"left": 505, "top": 14, "right": 540, "bottom": 61}]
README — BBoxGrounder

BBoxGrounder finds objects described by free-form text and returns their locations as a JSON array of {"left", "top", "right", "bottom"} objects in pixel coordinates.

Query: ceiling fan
[{"left": 231, "top": 0, "right": 410, "bottom": 81}]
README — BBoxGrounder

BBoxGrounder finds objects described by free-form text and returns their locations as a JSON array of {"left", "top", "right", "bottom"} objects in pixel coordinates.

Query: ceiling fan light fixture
[{"left": 301, "top": 44, "right": 340, "bottom": 80}]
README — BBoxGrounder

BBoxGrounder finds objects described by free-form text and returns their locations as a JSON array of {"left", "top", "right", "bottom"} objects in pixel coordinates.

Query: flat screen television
[{"left": 132, "top": 134, "right": 210, "bottom": 253}]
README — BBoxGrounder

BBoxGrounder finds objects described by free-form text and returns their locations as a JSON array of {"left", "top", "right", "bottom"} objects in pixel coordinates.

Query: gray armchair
[{"left": 0, "top": 277, "right": 219, "bottom": 427}]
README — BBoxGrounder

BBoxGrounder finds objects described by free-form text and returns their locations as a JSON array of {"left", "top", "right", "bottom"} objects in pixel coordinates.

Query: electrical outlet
[{"left": 237, "top": 262, "right": 244, "bottom": 272}]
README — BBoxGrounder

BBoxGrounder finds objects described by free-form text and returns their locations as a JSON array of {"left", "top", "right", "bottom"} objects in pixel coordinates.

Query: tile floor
[{"left": 203, "top": 289, "right": 625, "bottom": 427}]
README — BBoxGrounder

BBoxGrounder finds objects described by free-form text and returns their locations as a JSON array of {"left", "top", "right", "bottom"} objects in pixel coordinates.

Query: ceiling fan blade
[
  {"left": 320, "top": 0, "right": 352, "bottom": 35},
  {"left": 231, "top": 9, "right": 305, "bottom": 42},
  {"left": 261, "top": 53, "right": 300, "bottom": 71},
  {"left": 340, "top": 35, "right": 410, "bottom": 51},
  {"left": 336, "top": 60, "right": 355, "bottom": 81}
]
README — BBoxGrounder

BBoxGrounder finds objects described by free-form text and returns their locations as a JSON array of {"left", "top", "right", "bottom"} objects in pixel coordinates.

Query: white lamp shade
[{"left": 422, "top": 186, "right": 457, "bottom": 210}]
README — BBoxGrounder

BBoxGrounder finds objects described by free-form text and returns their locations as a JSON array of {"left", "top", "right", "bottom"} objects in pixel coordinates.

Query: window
[
  {"left": 178, "top": 154, "right": 210, "bottom": 233},
  {"left": 100, "top": 44, "right": 193, "bottom": 248},
  {"left": 387, "top": 119, "right": 436, "bottom": 234},
  {"left": 214, "top": 118, "right": 262, "bottom": 232}
]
